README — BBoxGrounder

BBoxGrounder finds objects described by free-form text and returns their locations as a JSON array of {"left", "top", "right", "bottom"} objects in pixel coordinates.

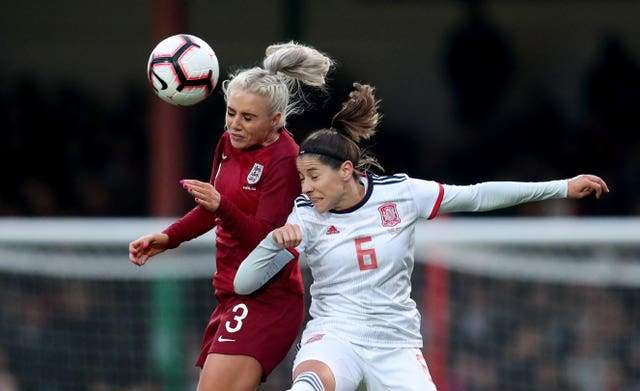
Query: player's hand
[
  {"left": 567, "top": 174, "right": 610, "bottom": 199},
  {"left": 181, "top": 179, "right": 221, "bottom": 212},
  {"left": 272, "top": 224, "right": 302, "bottom": 249},
  {"left": 129, "top": 233, "right": 169, "bottom": 266}
]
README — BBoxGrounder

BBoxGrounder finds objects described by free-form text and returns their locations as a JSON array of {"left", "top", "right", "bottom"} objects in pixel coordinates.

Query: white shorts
[{"left": 293, "top": 333, "right": 437, "bottom": 391}]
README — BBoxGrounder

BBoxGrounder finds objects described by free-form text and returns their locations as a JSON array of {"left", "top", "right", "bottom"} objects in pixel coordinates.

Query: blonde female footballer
[{"left": 130, "top": 42, "right": 334, "bottom": 391}]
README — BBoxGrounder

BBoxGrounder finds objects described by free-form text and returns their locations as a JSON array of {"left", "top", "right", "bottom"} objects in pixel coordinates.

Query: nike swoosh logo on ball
[{"left": 151, "top": 70, "right": 168, "bottom": 91}]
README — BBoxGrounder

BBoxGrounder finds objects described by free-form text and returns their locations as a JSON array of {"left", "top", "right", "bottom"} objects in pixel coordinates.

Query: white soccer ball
[{"left": 147, "top": 34, "right": 220, "bottom": 106}]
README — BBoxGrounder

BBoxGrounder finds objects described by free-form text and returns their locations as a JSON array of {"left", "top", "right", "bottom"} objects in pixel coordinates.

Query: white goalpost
[
  {"left": 0, "top": 218, "right": 215, "bottom": 279},
  {"left": 0, "top": 217, "right": 639, "bottom": 391},
  {"left": 415, "top": 217, "right": 640, "bottom": 286}
]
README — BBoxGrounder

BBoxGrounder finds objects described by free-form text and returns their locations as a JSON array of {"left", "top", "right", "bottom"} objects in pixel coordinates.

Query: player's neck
[
  {"left": 261, "top": 130, "right": 280, "bottom": 147},
  {"left": 336, "top": 179, "right": 366, "bottom": 211}
]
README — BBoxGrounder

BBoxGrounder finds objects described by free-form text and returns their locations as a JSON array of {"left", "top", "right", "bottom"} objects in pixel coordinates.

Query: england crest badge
[{"left": 247, "top": 163, "right": 264, "bottom": 185}]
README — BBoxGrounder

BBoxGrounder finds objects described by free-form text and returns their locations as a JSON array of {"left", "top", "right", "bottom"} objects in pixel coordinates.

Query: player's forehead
[
  {"left": 296, "top": 155, "right": 331, "bottom": 173},
  {"left": 226, "top": 89, "right": 269, "bottom": 115}
]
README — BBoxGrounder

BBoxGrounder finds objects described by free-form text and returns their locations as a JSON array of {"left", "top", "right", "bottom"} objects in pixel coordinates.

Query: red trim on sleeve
[
  {"left": 427, "top": 183, "right": 444, "bottom": 220},
  {"left": 287, "top": 247, "right": 299, "bottom": 258}
]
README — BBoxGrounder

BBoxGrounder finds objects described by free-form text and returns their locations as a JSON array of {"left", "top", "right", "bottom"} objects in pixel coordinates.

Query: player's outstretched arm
[{"left": 567, "top": 174, "right": 609, "bottom": 199}]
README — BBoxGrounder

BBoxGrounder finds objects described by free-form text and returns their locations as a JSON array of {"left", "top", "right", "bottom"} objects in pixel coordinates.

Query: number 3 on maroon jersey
[{"left": 355, "top": 236, "right": 378, "bottom": 270}]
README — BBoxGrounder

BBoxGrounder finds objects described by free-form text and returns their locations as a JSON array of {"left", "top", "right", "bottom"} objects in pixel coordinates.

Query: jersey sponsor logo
[
  {"left": 325, "top": 225, "right": 340, "bottom": 235},
  {"left": 221, "top": 153, "right": 228, "bottom": 160},
  {"left": 247, "top": 163, "right": 264, "bottom": 185},
  {"left": 303, "top": 333, "right": 325, "bottom": 345},
  {"left": 217, "top": 336, "right": 236, "bottom": 342},
  {"left": 379, "top": 202, "right": 401, "bottom": 227}
]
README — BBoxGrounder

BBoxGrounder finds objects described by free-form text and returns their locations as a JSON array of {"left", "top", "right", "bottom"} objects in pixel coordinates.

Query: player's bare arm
[{"left": 567, "top": 174, "right": 609, "bottom": 199}]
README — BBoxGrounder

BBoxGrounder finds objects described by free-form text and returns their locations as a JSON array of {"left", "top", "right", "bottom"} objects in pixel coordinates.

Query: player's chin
[
  {"left": 312, "top": 201, "right": 329, "bottom": 213},
  {"left": 228, "top": 135, "right": 248, "bottom": 149}
]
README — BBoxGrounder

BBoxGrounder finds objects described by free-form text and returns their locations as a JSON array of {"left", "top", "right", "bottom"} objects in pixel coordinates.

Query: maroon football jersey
[{"left": 163, "top": 130, "right": 304, "bottom": 295}]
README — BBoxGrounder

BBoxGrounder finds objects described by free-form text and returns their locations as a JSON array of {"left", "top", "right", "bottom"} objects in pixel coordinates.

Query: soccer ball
[{"left": 147, "top": 34, "right": 220, "bottom": 106}]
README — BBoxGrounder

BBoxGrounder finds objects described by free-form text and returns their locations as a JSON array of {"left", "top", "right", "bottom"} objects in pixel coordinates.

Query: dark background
[{"left": 1, "top": 0, "right": 638, "bottom": 217}]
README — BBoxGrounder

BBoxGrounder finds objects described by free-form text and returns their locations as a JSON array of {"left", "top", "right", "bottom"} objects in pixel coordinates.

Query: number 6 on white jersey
[{"left": 355, "top": 236, "right": 378, "bottom": 270}]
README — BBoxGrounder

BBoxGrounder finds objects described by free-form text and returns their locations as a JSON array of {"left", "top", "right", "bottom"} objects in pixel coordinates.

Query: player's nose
[
  {"left": 301, "top": 179, "right": 313, "bottom": 194},
  {"left": 228, "top": 116, "right": 240, "bottom": 130}
]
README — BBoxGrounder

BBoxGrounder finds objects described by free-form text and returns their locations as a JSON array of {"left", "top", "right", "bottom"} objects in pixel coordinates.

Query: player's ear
[
  {"left": 340, "top": 160, "right": 354, "bottom": 181},
  {"left": 271, "top": 112, "right": 282, "bottom": 128}
]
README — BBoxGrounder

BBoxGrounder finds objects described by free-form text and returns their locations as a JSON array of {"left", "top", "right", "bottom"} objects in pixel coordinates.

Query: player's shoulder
[
  {"left": 370, "top": 172, "right": 410, "bottom": 186},
  {"left": 273, "top": 128, "right": 300, "bottom": 156},
  {"left": 257, "top": 134, "right": 298, "bottom": 170},
  {"left": 294, "top": 194, "right": 314, "bottom": 209}
]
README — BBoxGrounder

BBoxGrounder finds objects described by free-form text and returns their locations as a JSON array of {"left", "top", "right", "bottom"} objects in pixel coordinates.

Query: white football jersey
[
  {"left": 289, "top": 173, "right": 443, "bottom": 348},
  {"left": 234, "top": 173, "right": 567, "bottom": 348}
]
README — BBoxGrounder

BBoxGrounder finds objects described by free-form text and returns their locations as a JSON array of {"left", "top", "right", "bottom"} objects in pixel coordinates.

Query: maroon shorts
[{"left": 196, "top": 288, "right": 304, "bottom": 379}]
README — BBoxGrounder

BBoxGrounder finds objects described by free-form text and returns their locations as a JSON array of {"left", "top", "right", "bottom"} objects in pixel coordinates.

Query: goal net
[{"left": 0, "top": 217, "right": 638, "bottom": 391}]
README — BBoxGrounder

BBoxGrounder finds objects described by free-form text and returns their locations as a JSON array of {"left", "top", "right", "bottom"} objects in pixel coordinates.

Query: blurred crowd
[
  {"left": 1, "top": 266, "right": 639, "bottom": 391},
  {"left": 0, "top": 2, "right": 639, "bottom": 217},
  {"left": 0, "top": 277, "right": 157, "bottom": 391},
  {"left": 443, "top": 274, "right": 640, "bottom": 391}
]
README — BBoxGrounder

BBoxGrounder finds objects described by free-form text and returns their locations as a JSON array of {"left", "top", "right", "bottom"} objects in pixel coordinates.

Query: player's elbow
[{"left": 233, "top": 277, "right": 257, "bottom": 295}]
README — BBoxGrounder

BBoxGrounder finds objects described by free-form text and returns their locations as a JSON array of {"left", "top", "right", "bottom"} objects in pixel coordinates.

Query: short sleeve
[{"left": 407, "top": 178, "right": 445, "bottom": 219}]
